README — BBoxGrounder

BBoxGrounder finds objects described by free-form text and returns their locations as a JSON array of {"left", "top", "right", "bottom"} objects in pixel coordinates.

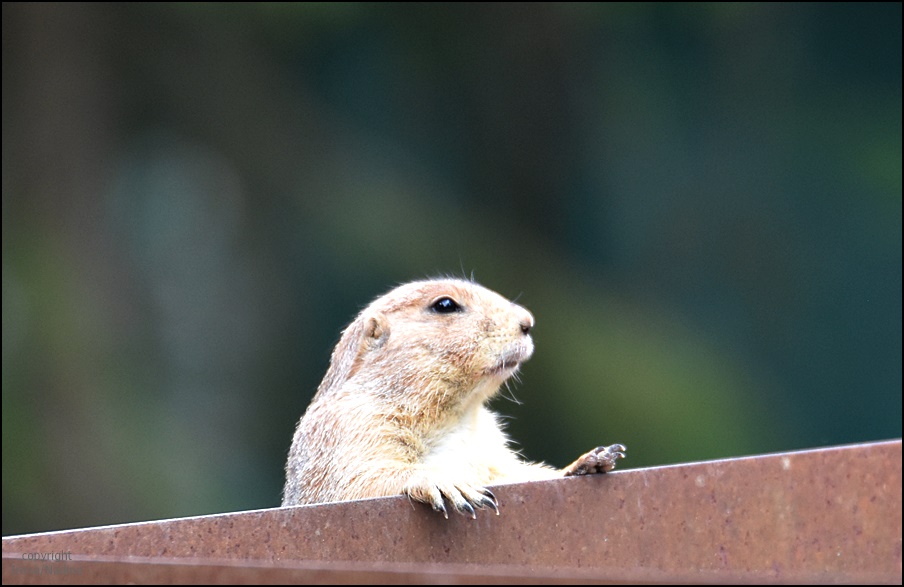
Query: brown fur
[{"left": 282, "top": 278, "right": 625, "bottom": 517}]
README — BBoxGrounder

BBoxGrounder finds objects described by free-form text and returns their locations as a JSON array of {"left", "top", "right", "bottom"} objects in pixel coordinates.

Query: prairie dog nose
[{"left": 515, "top": 307, "right": 534, "bottom": 335}]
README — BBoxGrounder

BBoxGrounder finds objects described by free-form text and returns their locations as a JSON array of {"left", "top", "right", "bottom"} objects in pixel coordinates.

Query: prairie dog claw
[
  {"left": 563, "top": 443, "right": 627, "bottom": 476},
  {"left": 405, "top": 474, "right": 500, "bottom": 519}
]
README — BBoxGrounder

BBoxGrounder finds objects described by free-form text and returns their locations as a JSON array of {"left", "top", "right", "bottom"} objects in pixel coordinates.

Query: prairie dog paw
[
  {"left": 563, "top": 444, "right": 627, "bottom": 476},
  {"left": 404, "top": 473, "right": 499, "bottom": 519}
]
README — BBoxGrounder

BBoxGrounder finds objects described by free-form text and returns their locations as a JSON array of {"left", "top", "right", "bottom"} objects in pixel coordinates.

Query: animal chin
[
  {"left": 487, "top": 359, "right": 521, "bottom": 377},
  {"left": 486, "top": 347, "right": 528, "bottom": 378}
]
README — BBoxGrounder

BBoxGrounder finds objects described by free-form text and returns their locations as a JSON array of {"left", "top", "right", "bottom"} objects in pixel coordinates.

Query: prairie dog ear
[
  {"left": 314, "top": 311, "right": 389, "bottom": 398},
  {"left": 362, "top": 312, "right": 390, "bottom": 349}
]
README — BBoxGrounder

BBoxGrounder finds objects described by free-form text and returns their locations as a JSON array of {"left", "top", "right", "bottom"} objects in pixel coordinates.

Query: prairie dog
[{"left": 282, "top": 278, "right": 625, "bottom": 517}]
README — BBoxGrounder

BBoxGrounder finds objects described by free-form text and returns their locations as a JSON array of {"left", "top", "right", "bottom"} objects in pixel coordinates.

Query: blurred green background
[{"left": 2, "top": 3, "right": 900, "bottom": 536}]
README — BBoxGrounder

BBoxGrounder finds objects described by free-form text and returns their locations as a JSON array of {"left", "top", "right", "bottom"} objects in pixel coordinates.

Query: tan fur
[{"left": 282, "top": 278, "right": 624, "bottom": 516}]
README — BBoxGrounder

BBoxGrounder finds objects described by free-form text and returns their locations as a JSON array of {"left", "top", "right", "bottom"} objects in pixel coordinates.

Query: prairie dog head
[{"left": 316, "top": 279, "right": 535, "bottom": 408}]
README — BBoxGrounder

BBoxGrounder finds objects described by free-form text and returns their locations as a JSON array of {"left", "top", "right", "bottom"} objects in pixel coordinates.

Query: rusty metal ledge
[{"left": 3, "top": 440, "right": 901, "bottom": 584}]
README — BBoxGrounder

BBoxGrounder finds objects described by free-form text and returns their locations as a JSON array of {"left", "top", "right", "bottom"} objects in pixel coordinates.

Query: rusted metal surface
[
  {"left": 0, "top": 555, "right": 622, "bottom": 585},
  {"left": 3, "top": 440, "right": 901, "bottom": 584}
]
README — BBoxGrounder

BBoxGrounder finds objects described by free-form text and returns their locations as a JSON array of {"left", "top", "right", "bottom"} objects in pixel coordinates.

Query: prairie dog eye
[{"left": 430, "top": 297, "right": 462, "bottom": 314}]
